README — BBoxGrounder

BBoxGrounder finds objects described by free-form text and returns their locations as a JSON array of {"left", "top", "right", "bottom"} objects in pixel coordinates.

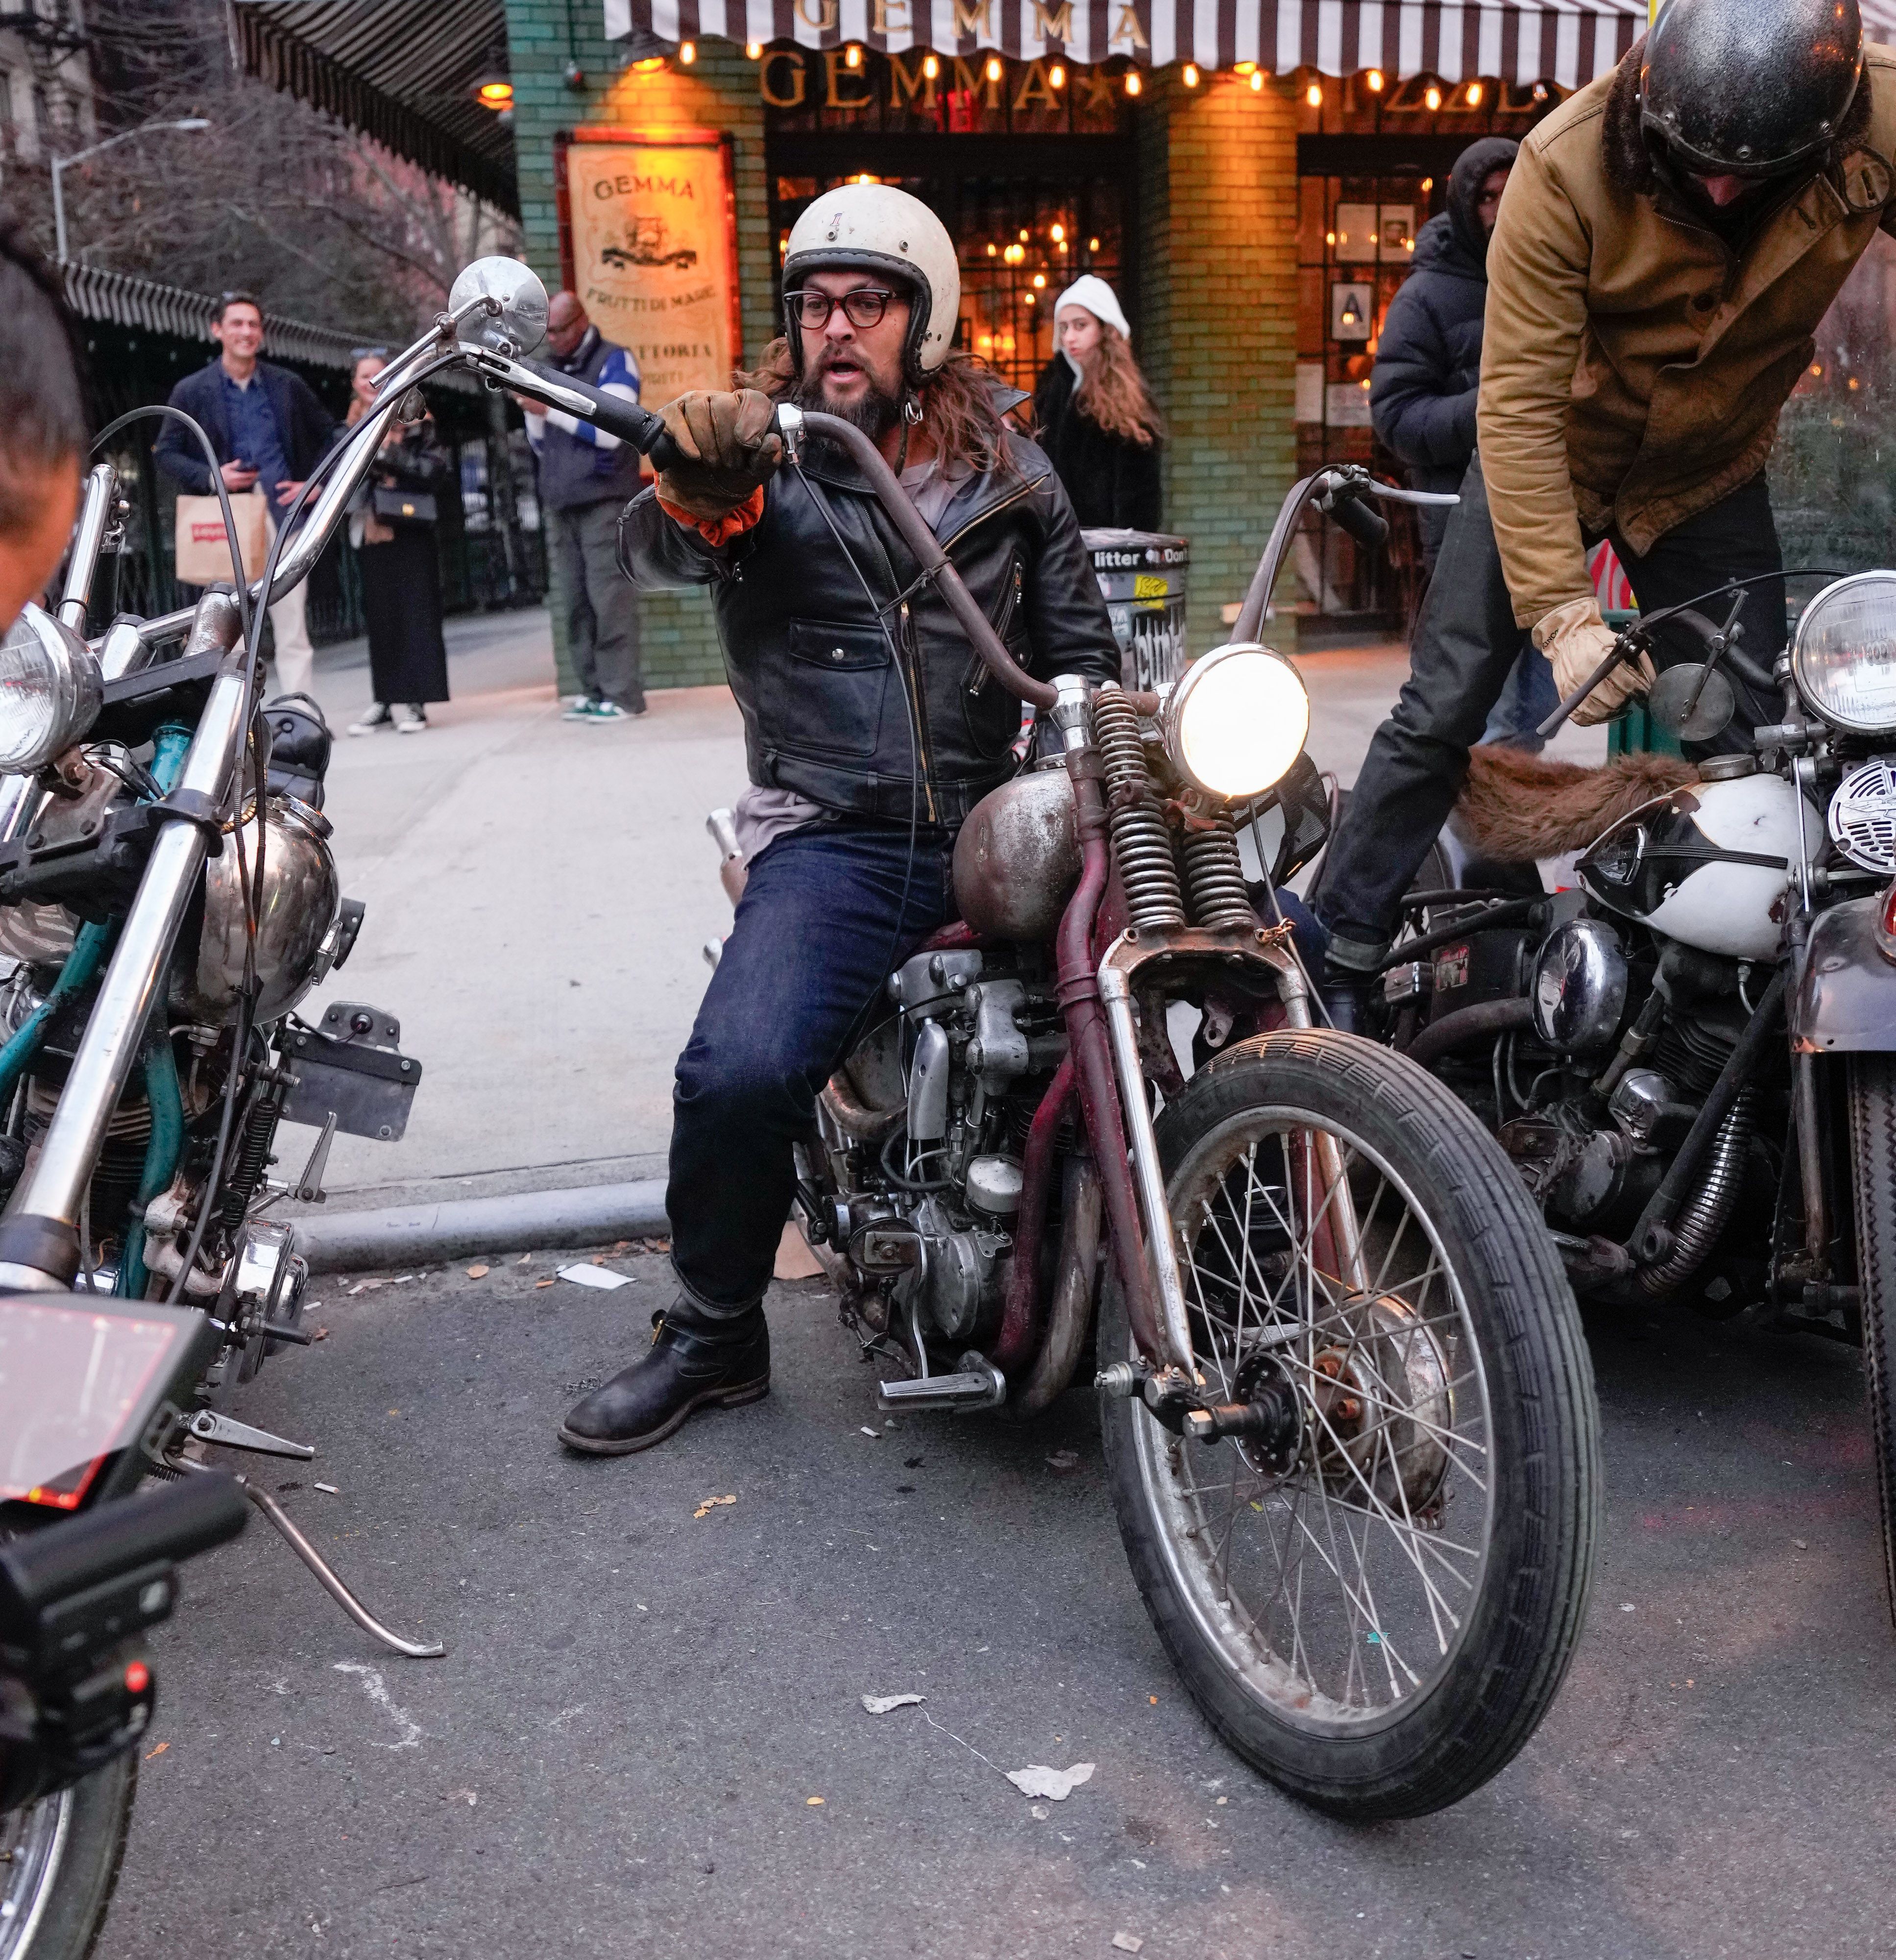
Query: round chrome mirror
[
  {"left": 1647, "top": 662, "right": 1735, "bottom": 742},
  {"left": 448, "top": 256, "right": 549, "bottom": 356}
]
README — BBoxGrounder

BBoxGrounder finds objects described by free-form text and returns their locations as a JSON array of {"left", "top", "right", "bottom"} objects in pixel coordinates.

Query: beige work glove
[
  {"left": 1533, "top": 596, "right": 1655, "bottom": 728},
  {"left": 654, "top": 389, "right": 784, "bottom": 522}
]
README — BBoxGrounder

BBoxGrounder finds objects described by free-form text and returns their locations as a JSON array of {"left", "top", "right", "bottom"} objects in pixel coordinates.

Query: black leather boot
[{"left": 558, "top": 1303, "right": 770, "bottom": 1455}]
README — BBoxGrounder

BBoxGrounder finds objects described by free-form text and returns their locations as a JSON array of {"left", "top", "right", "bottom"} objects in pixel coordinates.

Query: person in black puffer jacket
[
  {"left": 1371, "top": 136, "right": 1518, "bottom": 569},
  {"left": 1371, "top": 135, "right": 1555, "bottom": 749}
]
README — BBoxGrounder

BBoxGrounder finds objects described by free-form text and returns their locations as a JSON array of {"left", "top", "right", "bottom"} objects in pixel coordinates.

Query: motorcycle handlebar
[
  {"left": 504, "top": 355, "right": 687, "bottom": 474},
  {"left": 778, "top": 406, "right": 1161, "bottom": 718},
  {"left": 1326, "top": 492, "right": 1389, "bottom": 551}
]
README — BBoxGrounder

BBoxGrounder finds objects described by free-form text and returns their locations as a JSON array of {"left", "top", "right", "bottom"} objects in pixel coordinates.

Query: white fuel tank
[{"left": 1578, "top": 767, "right": 1820, "bottom": 963}]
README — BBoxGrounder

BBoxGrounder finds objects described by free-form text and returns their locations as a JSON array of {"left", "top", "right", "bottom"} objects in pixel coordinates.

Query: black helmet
[{"left": 1641, "top": 0, "right": 1864, "bottom": 178}]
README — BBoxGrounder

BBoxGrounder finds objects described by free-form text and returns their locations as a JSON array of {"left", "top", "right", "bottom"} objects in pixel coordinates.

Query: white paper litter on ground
[
  {"left": 557, "top": 1264, "right": 635, "bottom": 1290},
  {"left": 1004, "top": 1763, "right": 1095, "bottom": 1801},
  {"left": 861, "top": 1693, "right": 926, "bottom": 1715}
]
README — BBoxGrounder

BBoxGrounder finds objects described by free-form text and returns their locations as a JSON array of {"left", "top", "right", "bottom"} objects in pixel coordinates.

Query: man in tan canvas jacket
[{"left": 1314, "top": 0, "right": 1896, "bottom": 996}]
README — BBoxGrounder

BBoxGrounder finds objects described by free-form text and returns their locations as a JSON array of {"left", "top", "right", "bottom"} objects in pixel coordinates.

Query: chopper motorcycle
[
  {"left": 0, "top": 256, "right": 692, "bottom": 1958},
  {"left": 693, "top": 408, "right": 1601, "bottom": 1818},
  {"left": 1243, "top": 462, "right": 1896, "bottom": 1627}
]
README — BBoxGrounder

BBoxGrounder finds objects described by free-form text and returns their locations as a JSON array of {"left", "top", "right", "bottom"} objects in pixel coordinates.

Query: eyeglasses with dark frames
[
  {"left": 351, "top": 346, "right": 389, "bottom": 362},
  {"left": 786, "top": 287, "right": 897, "bottom": 331}
]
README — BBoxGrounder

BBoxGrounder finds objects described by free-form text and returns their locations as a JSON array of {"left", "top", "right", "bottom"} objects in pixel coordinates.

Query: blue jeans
[
  {"left": 668, "top": 821, "right": 953, "bottom": 1316},
  {"left": 1480, "top": 642, "right": 1560, "bottom": 751}
]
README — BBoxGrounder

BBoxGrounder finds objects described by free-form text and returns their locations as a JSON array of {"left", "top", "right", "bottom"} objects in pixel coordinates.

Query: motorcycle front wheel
[
  {"left": 1847, "top": 1055, "right": 1896, "bottom": 1618},
  {"left": 0, "top": 1755, "right": 136, "bottom": 1960},
  {"left": 1101, "top": 1030, "right": 1601, "bottom": 1819}
]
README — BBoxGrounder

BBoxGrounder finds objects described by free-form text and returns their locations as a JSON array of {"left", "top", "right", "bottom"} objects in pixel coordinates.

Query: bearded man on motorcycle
[
  {"left": 559, "top": 184, "right": 1120, "bottom": 1454},
  {"left": 1314, "top": 0, "right": 1896, "bottom": 1004}
]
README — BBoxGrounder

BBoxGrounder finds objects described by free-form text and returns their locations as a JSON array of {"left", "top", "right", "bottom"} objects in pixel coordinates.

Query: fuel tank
[
  {"left": 175, "top": 793, "right": 340, "bottom": 1026},
  {"left": 951, "top": 766, "right": 1080, "bottom": 942},
  {"left": 1578, "top": 769, "right": 1819, "bottom": 963}
]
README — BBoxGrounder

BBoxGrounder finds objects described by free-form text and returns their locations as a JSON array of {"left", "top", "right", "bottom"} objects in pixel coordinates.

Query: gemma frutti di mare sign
[{"left": 564, "top": 136, "right": 738, "bottom": 404}]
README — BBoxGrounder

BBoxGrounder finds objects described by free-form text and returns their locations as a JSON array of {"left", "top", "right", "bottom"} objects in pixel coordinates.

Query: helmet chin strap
[{"left": 895, "top": 392, "right": 923, "bottom": 473}]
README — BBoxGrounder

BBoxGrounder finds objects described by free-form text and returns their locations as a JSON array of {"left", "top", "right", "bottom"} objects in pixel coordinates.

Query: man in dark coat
[
  {"left": 1371, "top": 137, "right": 1518, "bottom": 571},
  {"left": 153, "top": 291, "right": 340, "bottom": 698},
  {"left": 1368, "top": 136, "right": 1554, "bottom": 749}
]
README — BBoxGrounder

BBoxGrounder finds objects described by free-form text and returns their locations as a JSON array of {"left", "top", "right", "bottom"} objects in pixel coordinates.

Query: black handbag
[{"left": 370, "top": 485, "right": 437, "bottom": 526}]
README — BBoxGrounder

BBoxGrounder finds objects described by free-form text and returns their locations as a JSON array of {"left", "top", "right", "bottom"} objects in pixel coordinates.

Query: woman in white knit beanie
[{"left": 1031, "top": 274, "right": 1166, "bottom": 531}]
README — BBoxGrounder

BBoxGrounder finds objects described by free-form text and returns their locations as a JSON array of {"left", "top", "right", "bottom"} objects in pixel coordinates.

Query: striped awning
[{"left": 606, "top": 0, "right": 1648, "bottom": 86}]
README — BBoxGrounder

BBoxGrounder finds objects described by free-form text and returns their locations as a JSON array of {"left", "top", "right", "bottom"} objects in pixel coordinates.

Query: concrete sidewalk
[{"left": 286, "top": 610, "right": 1604, "bottom": 1213}]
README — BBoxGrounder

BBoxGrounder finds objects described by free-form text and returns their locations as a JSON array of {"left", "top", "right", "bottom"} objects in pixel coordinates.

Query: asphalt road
[{"left": 95, "top": 1246, "right": 1892, "bottom": 1960}]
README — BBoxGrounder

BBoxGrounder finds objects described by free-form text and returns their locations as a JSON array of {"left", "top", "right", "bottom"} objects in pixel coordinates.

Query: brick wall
[
  {"left": 1134, "top": 72, "right": 1300, "bottom": 657},
  {"left": 504, "top": 7, "right": 1302, "bottom": 681},
  {"left": 503, "top": 7, "right": 773, "bottom": 690}
]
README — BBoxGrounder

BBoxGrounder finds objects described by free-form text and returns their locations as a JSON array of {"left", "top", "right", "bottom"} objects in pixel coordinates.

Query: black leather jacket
[{"left": 617, "top": 421, "right": 1119, "bottom": 828}]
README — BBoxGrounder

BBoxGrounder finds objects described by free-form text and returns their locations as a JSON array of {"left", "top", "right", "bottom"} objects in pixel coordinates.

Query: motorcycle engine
[{"left": 813, "top": 945, "right": 1068, "bottom": 1360}]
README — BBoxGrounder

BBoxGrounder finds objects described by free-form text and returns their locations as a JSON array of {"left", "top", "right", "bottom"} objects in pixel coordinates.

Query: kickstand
[{"left": 240, "top": 1479, "right": 447, "bottom": 1659}]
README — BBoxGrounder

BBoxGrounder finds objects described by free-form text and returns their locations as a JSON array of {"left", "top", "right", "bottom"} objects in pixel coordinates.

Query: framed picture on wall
[
  {"left": 1331, "top": 281, "right": 1375, "bottom": 343},
  {"left": 555, "top": 128, "right": 743, "bottom": 405}
]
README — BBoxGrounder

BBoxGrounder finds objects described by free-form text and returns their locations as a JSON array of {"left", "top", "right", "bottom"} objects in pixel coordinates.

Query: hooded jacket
[
  {"left": 1369, "top": 136, "right": 1519, "bottom": 560},
  {"left": 618, "top": 404, "right": 1119, "bottom": 828},
  {"left": 1478, "top": 40, "right": 1896, "bottom": 633}
]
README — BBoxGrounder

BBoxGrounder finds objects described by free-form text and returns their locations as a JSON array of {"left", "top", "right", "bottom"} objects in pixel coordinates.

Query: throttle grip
[
  {"left": 509, "top": 355, "right": 684, "bottom": 470},
  {"left": 1328, "top": 493, "right": 1389, "bottom": 550}
]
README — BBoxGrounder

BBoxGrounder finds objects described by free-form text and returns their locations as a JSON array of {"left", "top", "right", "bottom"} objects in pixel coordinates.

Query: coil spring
[
  {"left": 1182, "top": 814, "right": 1257, "bottom": 929},
  {"left": 221, "top": 1095, "right": 282, "bottom": 1230},
  {"left": 1093, "top": 684, "right": 1185, "bottom": 930}
]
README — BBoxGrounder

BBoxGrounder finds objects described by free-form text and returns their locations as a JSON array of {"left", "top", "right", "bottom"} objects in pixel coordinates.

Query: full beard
[{"left": 793, "top": 356, "right": 903, "bottom": 439}]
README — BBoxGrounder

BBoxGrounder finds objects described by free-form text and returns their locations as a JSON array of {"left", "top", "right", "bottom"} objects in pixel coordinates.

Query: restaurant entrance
[{"left": 762, "top": 48, "right": 1137, "bottom": 391}]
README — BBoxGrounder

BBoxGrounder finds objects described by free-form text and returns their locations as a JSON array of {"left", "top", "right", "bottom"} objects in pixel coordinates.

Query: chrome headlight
[
  {"left": 1161, "top": 642, "right": 1310, "bottom": 801},
  {"left": 0, "top": 603, "right": 102, "bottom": 773},
  {"left": 1792, "top": 570, "right": 1896, "bottom": 733}
]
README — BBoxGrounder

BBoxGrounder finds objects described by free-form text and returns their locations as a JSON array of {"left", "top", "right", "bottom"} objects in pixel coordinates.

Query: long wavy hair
[
  {"left": 738, "top": 338, "right": 1013, "bottom": 475},
  {"left": 1074, "top": 325, "right": 1166, "bottom": 448}
]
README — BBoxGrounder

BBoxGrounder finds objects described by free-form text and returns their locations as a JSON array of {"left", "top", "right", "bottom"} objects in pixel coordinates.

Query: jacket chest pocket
[
  {"left": 760, "top": 619, "right": 892, "bottom": 759},
  {"left": 961, "top": 556, "right": 1026, "bottom": 700}
]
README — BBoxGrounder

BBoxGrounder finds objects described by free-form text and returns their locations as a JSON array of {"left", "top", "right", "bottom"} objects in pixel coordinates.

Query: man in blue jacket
[
  {"left": 1368, "top": 138, "right": 1555, "bottom": 748},
  {"left": 153, "top": 291, "right": 339, "bottom": 700},
  {"left": 522, "top": 291, "right": 646, "bottom": 721}
]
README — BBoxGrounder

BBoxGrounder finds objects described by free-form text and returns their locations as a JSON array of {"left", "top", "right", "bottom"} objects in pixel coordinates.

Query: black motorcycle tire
[
  {"left": 1100, "top": 1029, "right": 1601, "bottom": 1819},
  {"left": 0, "top": 1755, "right": 136, "bottom": 1960},
  {"left": 1847, "top": 1054, "right": 1896, "bottom": 1620}
]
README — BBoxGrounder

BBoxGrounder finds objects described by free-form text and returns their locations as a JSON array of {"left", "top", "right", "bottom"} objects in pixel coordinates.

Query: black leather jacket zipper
[{"left": 898, "top": 599, "right": 939, "bottom": 824}]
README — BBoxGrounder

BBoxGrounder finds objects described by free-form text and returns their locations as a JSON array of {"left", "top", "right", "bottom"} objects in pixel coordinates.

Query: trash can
[{"left": 1084, "top": 529, "right": 1189, "bottom": 691}]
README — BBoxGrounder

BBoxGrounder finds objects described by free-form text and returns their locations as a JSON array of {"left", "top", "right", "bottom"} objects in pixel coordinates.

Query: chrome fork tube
[
  {"left": 1097, "top": 962, "right": 1194, "bottom": 1370},
  {"left": 57, "top": 463, "right": 117, "bottom": 635},
  {"left": 0, "top": 615, "right": 247, "bottom": 1283}
]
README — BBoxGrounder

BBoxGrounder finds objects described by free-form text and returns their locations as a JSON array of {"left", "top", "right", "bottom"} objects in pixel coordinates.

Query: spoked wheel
[
  {"left": 1101, "top": 1030, "right": 1600, "bottom": 1818},
  {"left": 0, "top": 1756, "right": 136, "bottom": 1960}
]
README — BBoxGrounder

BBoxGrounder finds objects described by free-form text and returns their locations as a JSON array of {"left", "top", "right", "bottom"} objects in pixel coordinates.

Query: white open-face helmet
[{"left": 781, "top": 183, "right": 961, "bottom": 386}]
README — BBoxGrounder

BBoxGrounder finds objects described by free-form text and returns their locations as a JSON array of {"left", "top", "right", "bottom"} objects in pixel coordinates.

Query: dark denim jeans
[
  {"left": 1313, "top": 453, "right": 1786, "bottom": 969},
  {"left": 667, "top": 821, "right": 953, "bottom": 1318}
]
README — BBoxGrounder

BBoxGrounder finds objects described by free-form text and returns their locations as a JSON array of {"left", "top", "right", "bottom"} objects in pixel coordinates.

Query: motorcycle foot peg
[{"left": 876, "top": 1353, "right": 1006, "bottom": 1413}]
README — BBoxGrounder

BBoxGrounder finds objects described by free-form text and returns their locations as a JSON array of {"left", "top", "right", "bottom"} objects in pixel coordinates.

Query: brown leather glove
[{"left": 654, "top": 389, "right": 784, "bottom": 522}]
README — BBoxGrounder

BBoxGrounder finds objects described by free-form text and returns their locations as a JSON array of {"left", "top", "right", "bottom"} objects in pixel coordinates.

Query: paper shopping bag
[{"left": 174, "top": 489, "right": 268, "bottom": 585}]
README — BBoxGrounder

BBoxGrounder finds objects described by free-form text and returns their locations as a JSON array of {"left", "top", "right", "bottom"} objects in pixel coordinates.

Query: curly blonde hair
[{"left": 1075, "top": 325, "right": 1166, "bottom": 448}]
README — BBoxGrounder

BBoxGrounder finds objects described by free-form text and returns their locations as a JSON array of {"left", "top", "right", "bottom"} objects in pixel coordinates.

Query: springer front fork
[{"left": 1051, "top": 675, "right": 1368, "bottom": 1385}]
